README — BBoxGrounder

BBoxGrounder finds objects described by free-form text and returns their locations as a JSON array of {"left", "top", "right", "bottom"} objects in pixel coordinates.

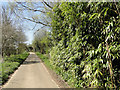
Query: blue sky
[
  {"left": 1, "top": 2, "right": 45, "bottom": 45},
  {"left": 23, "top": 20, "right": 43, "bottom": 45}
]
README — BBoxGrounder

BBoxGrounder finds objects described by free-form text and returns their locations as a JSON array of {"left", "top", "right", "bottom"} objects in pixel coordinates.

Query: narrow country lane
[{"left": 2, "top": 52, "right": 59, "bottom": 88}]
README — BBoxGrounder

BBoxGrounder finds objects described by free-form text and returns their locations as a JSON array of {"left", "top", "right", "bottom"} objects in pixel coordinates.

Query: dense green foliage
[
  {"left": 2, "top": 52, "right": 29, "bottom": 84},
  {"left": 33, "top": 30, "right": 52, "bottom": 54},
  {"left": 48, "top": 2, "right": 120, "bottom": 88}
]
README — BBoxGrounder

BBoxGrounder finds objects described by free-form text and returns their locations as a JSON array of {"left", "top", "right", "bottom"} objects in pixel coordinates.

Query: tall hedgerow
[{"left": 49, "top": 2, "right": 120, "bottom": 88}]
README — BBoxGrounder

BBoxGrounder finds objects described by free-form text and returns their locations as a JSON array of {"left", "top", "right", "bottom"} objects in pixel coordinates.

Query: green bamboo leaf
[
  {"left": 89, "top": 13, "right": 98, "bottom": 20},
  {"left": 104, "top": 8, "right": 109, "bottom": 17}
]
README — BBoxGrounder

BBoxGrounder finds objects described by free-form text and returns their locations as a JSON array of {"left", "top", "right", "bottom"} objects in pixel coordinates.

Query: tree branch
[
  {"left": 12, "top": 7, "right": 49, "bottom": 27},
  {"left": 23, "top": 17, "right": 50, "bottom": 26},
  {"left": 17, "top": 2, "right": 46, "bottom": 13},
  {"left": 43, "top": 1, "right": 53, "bottom": 9}
]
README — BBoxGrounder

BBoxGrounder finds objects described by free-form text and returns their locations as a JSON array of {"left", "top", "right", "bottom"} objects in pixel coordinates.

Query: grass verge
[
  {"left": 1, "top": 52, "right": 29, "bottom": 84},
  {"left": 36, "top": 52, "right": 53, "bottom": 70}
]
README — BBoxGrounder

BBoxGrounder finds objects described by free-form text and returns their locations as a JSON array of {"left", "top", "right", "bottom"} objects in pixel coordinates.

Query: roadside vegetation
[
  {"left": 36, "top": 52, "right": 52, "bottom": 70},
  {"left": 2, "top": 52, "right": 29, "bottom": 84}
]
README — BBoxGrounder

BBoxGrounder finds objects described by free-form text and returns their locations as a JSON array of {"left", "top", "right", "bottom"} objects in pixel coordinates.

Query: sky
[
  {"left": 24, "top": 30, "right": 34, "bottom": 44},
  {"left": 23, "top": 20, "right": 43, "bottom": 45},
  {"left": 1, "top": 2, "right": 46, "bottom": 45}
]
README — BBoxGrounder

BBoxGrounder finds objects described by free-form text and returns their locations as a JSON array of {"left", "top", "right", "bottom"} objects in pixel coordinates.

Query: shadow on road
[{"left": 23, "top": 61, "right": 40, "bottom": 65}]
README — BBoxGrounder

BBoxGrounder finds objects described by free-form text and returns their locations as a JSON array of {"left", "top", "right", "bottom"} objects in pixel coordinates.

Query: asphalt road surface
[{"left": 3, "top": 52, "right": 59, "bottom": 88}]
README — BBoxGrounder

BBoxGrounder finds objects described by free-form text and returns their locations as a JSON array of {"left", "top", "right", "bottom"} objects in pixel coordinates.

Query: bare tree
[
  {"left": 9, "top": 1, "right": 59, "bottom": 28},
  {"left": 2, "top": 5, "right": 27, "bottom": 56}
]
